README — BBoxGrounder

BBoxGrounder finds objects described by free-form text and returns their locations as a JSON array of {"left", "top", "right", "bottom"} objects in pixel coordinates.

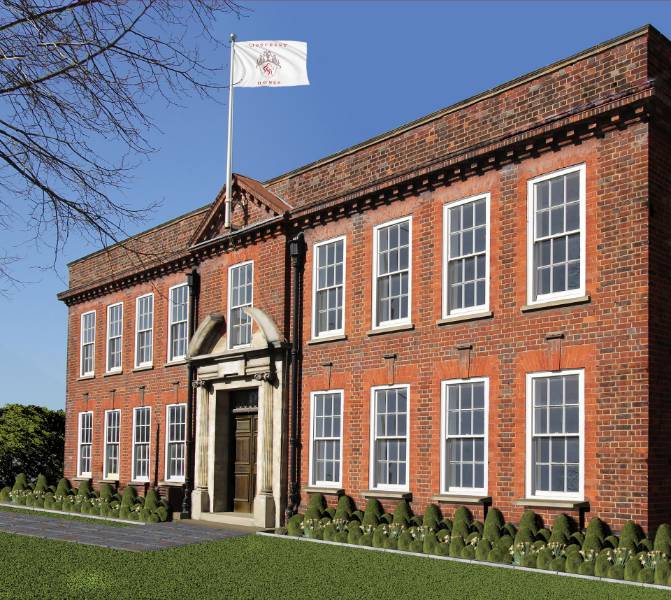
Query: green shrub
[
  {"left": 334, "top": 495, "right": 355, "bottom": 520},
  {"left": 461, "top": 545, "right": 476, "bottom": 560},
  {"left": 483, "top": 508, "right": 504, "bottom": 542},
  {"left": 536, "top": 547, "right": 553, "bottom": 570},
  {"left": 409, "top": 515, "right": 423, "bottom": 527},
  {"left": 423, "top": 504, "right": 442, "bottom": 530},
  {"left": 98, "top": 483, "right": 113, "bottom": 502},
  {"left": 608, "top": 565, "right": 625, "bottom": 580},
  {"left": 335, "top": 531, "right": 348, "bottom": 544},
  {"left": 441, "top": 518, "right": 453, "bottom": 533},
  {"left": 362, "top": 499, "right": 384, "bottom": 526},
  {"left": 466, "top": 531, "right": 480, "bottom": 544},
  {"left": 550, "top": 514, "right": 572, "bottom": 544},
  {"left": 423, "top": 532, "right": 437, "bottom": 554},
  {"left": 452, "top": 519, "right": 470, "bottom": 539},
  {"left": 76, "top": 480, "right": 91, "bottom": 497},
  {"left": 519, "top": 510, "right": 541, "bottom": 534},
  {"left": 453, "top": 506, "right": 472, "bottom": 527},
  {"left": 33, "top": 474, "right": 48, "bottom": 493},
  {"left": 449, "top": 535, "right": 465, "bottom": 558},
  {"left": 120, "top": 486, "right": 137, "bottom": 507},
  {"left": 654, "top": 559, "right": 671, "bottom": 585},
  {"left": 565, "top": 552, "right": 583, "bottom": 574},
  {"left": 503, "top": 523, "right": 517, "bottom": 538},
  {"left": 433, "top": 541, "right": 449, "bottom": 556},
  {"left": 352, "top": 510, "right": 364, "bottom": 522},
  {"left": 372, "top": 526, "right": 386, "bottom": 548},
  {"left": 378, "top": 513, "right": 392, "bottom": 525},
  {"left": 322, "top": 507, "right": 335, "bottom": 519},
  {"left": 393, "top": 499, "right": 412, "bottom": 526},
  {"left": 586, "top": 517, "right": 607, "bottom": 542},
  {"left": 578, "top": 561, "right": 595, "bottom": 577},
  {"left": 487, "top": 546, "right": 512, "bottom": 564},
  {"left": 604, "top": 535, "right": 619, "bottom": 549},
  {"left": 305, "top": 493, "right": 326, "bottom": 519},
  {"left": 358, "top": 533, "right": 373, "bottom": 547},
  {"left": 514, "top": 527, "right": 535, "bottom": 545},
  {"left": 475, "top": 539, "right": 492, "bottom": 561},
  {"left": 348, "top": 526, "right": 363, "bottom": 545},
  {"left": 495, "top": 534, "right": 514, "bottom": 552},
  {"left": 582, "top": 533, "right": 603, "bottom": 555},
  {"left": 594, "top": 553, "right": 610, "bottom": 577},
  {"left": 156, "top": 506, "right": 169, "bottom": 522},
  {"left": 549, "top": 557, "right": 566, "bottom": 572},
  {"left": 0, "top": 486, "right": 10, "bottom": 502},
  {"left": 144, "top": 488, "right": 160, "bottom": 512},
  {"left": 55, "top": 478, "right": 70, "bottom": 497},
  {"left": 638, "top": 568, "right": 655, "bottom": 584},
  {"left": 570, "top": 531, "right": 585, "bottom": 547},
  {"left": 397, "top": 530, "right": 412, "bottom": 551},
  {"left": 639, "top": 538, "right": 653, "bottom": 552},
  {"left": 619, "top": 521, "right": 644, "bottom": 553},
  {"left": 287, "top": 514, "right": 303, "bottom": 537},
  {"left": 624, "top": 556, "right": 642, "bottom": 581},
  {"left": 12, "top": 473, "right": 27, "bottom": 491},
  {"left": 537, "top": 528, "right": 552, "bottom": 543},
  {"left": 654, "top": 523, "right": 671, "bottom": 555}
]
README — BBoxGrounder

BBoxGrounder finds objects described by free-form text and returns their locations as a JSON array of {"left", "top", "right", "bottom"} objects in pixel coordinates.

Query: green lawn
[
  {"left": 0, "top": 504, "right": 129, "bottom": 527},
  {"left": 0, "top": 532, "right": 668, "bottom": 599}
]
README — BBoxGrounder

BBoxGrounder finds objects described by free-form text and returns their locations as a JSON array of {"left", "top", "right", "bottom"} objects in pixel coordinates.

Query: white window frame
[
  {"left": 440, "top": 377, "right": 489, "bottom": 496},
  {"left": 525, "top": 369, "right": 585, "bottom": 501},
  {"left": 167, "top": 283, "right": 189, "bottom": 363},
  {"left": 228, "top": 260, "right": 254, "bottom": 349},
  {"left": 526, "top": 164, "right": 586, "bottom": 306},
  {"left": 134, "top": 293, "right": 154, "bottom": 368},
  {"left": 105, "top": 303, "right": 123, "bottom": 373},
  {"left": 442, "top": 193, "right": 490, "bottom": 318},
  {"left": 369, "top": 384, "right": 410, "bottom": 492},
  {"left": 311, "top": 236, "right": 347, "bottom": 339},
  {"left": 371, "top": 216, "right": 413, "bottom": 330},
  {"left": 77, "top": 411, "right": 93, "bottom": 478},
  {"left": 103, "top": 409, "right": 121, "bottom": 480},
  {"left": 164, "top": 403, "right": 187, "bottom": 483},
  {"left": 308, "top": 390, "right": 344, "bottom": 488},
  {"left": 131, "top": 406, "right": 151, "bottom": 482},
  {"left": 80, "top": 311, "right": 96, "bottom": 377}
]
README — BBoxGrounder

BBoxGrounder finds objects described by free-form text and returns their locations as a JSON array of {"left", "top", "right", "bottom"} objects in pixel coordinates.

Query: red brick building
[{"left": 58, "top": 26, "right": 671, "bottom": 531}]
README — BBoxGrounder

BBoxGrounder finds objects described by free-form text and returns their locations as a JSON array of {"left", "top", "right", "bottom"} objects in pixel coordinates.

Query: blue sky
[{"left": 1, "top": 1, "right": 670, "bottom": 410}]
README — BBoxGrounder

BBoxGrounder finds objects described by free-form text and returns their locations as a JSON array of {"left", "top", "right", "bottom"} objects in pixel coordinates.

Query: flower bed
[
  {"left": 283, "top": 494, "right": 671, "bottom": 586},
  {"left": 0, "top": 473, "right": 171, "bottom": 523}
]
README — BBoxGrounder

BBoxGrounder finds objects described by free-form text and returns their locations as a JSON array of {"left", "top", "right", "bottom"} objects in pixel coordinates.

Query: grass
[
  {"left": 0, "top": 532, "right": 668, "bottom": 600},
  {"left": 0, "top": 503, "right": 129, "bottom": 527}
]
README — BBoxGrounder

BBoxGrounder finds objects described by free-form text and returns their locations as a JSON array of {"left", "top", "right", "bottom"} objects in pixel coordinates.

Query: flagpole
[{"left": 224, "top": 33, "right": 236, "bottom": 229}]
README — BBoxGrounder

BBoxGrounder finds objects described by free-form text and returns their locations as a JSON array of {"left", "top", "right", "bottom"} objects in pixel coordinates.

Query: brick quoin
[{"left": 58, "top": 26, "right": 671, "bottom": 531}]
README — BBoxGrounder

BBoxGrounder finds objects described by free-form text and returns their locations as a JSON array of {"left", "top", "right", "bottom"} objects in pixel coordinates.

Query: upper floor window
[
  {"left": 312, "top": 237, "right": 346, "bottom": 338},
  {"left": 309, "top": 391, "right": 343, "bottom": 487},
  {"left": 168, "top": 284, "right": 189, "bottom": 362},
  {"left": 370, "top": 385, "right": 409, "bottom": 491},
  {"left": 106, "top": 303, "right": 123, "bottom": 373},
  {"left": 132, "top": 406, "right": 151, "bottom": 482},
  {"left": 442, "top": 378, "right": 488, "bottom": 495},
  {"left": 443, "top": 194, "right": 489, "bottom": 317},
  {"left": 77, "top": 411, "right": 93, "bottom": 477},
  {"left": 528, "top": 165, "right": 585, "bottom": 304},
  {"left": 135, "top": 294, "right": 154, "bottom": 368},
  {"left": 165, "top": 404, "right": 187, "bottom": 482},
  {"left": 373, "top": 217, "right": 411, "bottom": 329},
  {"left": 526, "top": 370, "right": 583, "bottom": 500},
  {"left": 104, "top": 409, "right": 120, "bottom": 480},
  {"left": 80, "top": 311, "right": 96, "bottom": 377},
  {"left": 229, "top": 261, "right": 253, "bottom": 348}
]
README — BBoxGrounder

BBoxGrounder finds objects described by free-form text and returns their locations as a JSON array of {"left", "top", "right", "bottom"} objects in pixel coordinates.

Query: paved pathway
[{"left": 0, "top": 510, "right": 255, "bottom": 552}]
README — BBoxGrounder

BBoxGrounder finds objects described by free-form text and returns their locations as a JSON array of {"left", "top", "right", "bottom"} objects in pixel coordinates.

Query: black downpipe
[
  {"left": 182, "top": 269, "right": 200, "bottom": 518},
  {"left": 287, "top": 233, "right": 305, "bottom": 519}
]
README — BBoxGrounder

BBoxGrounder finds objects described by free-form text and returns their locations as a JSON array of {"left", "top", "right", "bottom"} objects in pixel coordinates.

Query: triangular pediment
[{"left": 191, "top": 173, "right": 291, "bottom": 245}]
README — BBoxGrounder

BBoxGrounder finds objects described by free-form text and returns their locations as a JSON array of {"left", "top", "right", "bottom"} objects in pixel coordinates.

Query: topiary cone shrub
[
  {"left": 619, "top": 521, "right": 644, "bottom": 553},
  {"left": 483, "top": 508, "right": 504, "bottom": 542},
  {"left": 12, "top": 473, "right": 27, "bottom": 492},
  {"left": 144, "top": 488, "right": 160, "bottom": 512},
  {"left": 654, "top": 523, "right": 671, "bottom": 555},
  {"left": 33, "top": 474, "right": 48, "bottom": 493},
  {"left": 334, "top": 495, "right": 355, "bottom": 520},
  {"left": 76, "top": 480, "right": 91, "bottom": 497},
  {"left": 423, "top": 504, "right": 442, "bottom": 531},
  {"left": 99, "top": 483, "right": 114, "bottom": 502},
  {"left": 0, "top": 487, "right": 10, "bottom": 502},
  {"left": 55, "top": 478, "right": 70, "bottom": 497},
  {"left": 362, "top": 498, "right": 384, "bottom": 526},
  {"left": 305, "top": 493, "right": 326, "bottom": 520},
  {"left": 393, "top": 499, "right": 412, "bottom": 526}
]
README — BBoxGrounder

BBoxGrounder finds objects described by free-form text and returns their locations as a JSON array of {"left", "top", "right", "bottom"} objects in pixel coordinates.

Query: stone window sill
[
  {"left": 164, "top": 360, "right": 187, "bottom": 368},
  {"left": 158, "top": 480, "right": 184, "bottom": 488},
  {"left": 103, "top": 371, "right": 123, "bottom": 378},
  {"left": 514, "top": 497, "right": 590, "bottom": 510},
  {"left": 128, "top": 480, "right": 150, "bottom": 486},
  {"left": 97, "top": 479, "right": 119, "bottom": 484},
  {"left": 521, "top": 295, "right": 590, "bottom": 313},
  {"left": 366, "top": 323, "right": 415, "bottom": 337},
  {"left": 78, "top": 375, "right": 95, "bottom": 381},
  {"left": 432, "top": 494, "right": 492, "bottom": 505},
  {"left": 305, "top": 486, "right": 344, "bottom": 496},
  {"left": 361, "top": 489, "right": 412, "bottom": 501},
  {"left": 308, "top": 334, "right": 347, "bottom": 346},
  {"left": 437, "top": 311, "right": 493, "bottom": 326},
  {"left": 132, "top": 365, "right": 153, "bottom": 373},
  {"left": 72, "top": 477, "right": 91, "bottom": 482}
]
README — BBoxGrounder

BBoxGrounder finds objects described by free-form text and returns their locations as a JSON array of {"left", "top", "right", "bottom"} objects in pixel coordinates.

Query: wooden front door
[{"left": 233, "top": 412, "right": 257, "bottom": 513}]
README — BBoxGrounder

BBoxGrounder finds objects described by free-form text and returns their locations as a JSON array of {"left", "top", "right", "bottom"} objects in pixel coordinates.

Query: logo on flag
[{"left": 233, "top": 41, "right": 309, "bottom": 88}]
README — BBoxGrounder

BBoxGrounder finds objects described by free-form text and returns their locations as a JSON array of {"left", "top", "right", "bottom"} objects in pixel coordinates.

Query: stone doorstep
[{"left": 257, "top": 532, "right": 670, "bottom": 593}]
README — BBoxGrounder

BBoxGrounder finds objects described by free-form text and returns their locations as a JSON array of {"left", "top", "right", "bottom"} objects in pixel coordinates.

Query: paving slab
[{"left": 0, "top": 510, "right": 257, "bottom": 552}]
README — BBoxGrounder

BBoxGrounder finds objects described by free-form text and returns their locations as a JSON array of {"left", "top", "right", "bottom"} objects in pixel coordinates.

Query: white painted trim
[
  {"left": 167, "top": 282, "right": 189, "bottom": 363},
  {"left": 105, "top": 303, "right": 123, "bottom": 374},
  {"left": 526, "top": 163, "right": 587, "bottom": 306},
  {"left": 103, "top": 409, "right": 121, "bottom": 480},
  {"left": 369, "top": 384, "right": 411, "bottom": 492},
  {"left": 525, "top": 369, "right": 585, "bottom": 501},
  {"left": 164, "top": 403, "right": 187, "bottom": 483},
  {"left": 76, "top": 411, "right": 93, "bottom": 478},
  {"left": 311, "top": 236, "right": 347, "bottom": 340},
  {"left": 440, "top": 377, "right": 489, "bottom": 496},
  {"left": 79, "top": 310, "right": 96, "bottom": 377},
  {"left": 131, "top": 406, "right": 151, "bottom": 483},
  {"left": 308, "top": 389, "right": 344, "bottom": 488},
  {"left": 134, "top": 293, "right": 154, "bottom": 369},
  {"left": 228, "top": 260, "right": 255, "bottom": 350},
  {"left": 442, "top": 193, "right": 491, "bottom": 319},
  {"left": 371, "top": 216, "right": 413, "bottom": 330}
]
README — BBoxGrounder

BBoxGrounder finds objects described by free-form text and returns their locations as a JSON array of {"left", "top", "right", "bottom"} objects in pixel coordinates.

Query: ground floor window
[
  {"left": 104, "top": 409, "right": 120, "bottom": 480},
  {"left": 442, "top": 378, "right": 488, "bottom": 494},
  {"left": 166, "top": 404, "right": 186, "bottom": 482},
  {"left": 310, "top": 391, "right": 343, "bottom": 487},
  {"left": 371, "top": 385, "right": 409, "bottom": 490},
  {"left": 77, "top": 411, "right": 93, "bottom": 477},
  {"left": 132, "top": 407, "right": 151, "bottom": 481},
  {"left": 527, "top": 370, "right": 583, "bottom": 499}
]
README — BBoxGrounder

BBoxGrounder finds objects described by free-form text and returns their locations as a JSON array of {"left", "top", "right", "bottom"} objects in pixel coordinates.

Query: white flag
[{"left": 233, "top": 41, "right": 309, "bottom": 88}]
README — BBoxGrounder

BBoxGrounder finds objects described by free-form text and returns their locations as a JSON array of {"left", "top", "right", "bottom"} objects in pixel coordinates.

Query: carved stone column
[
  {"left": 253, "top": 372, "right": 276, "bottom": 526},
  {"left": 191, "top": 380, "right": 210, "bottom": 518}
]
